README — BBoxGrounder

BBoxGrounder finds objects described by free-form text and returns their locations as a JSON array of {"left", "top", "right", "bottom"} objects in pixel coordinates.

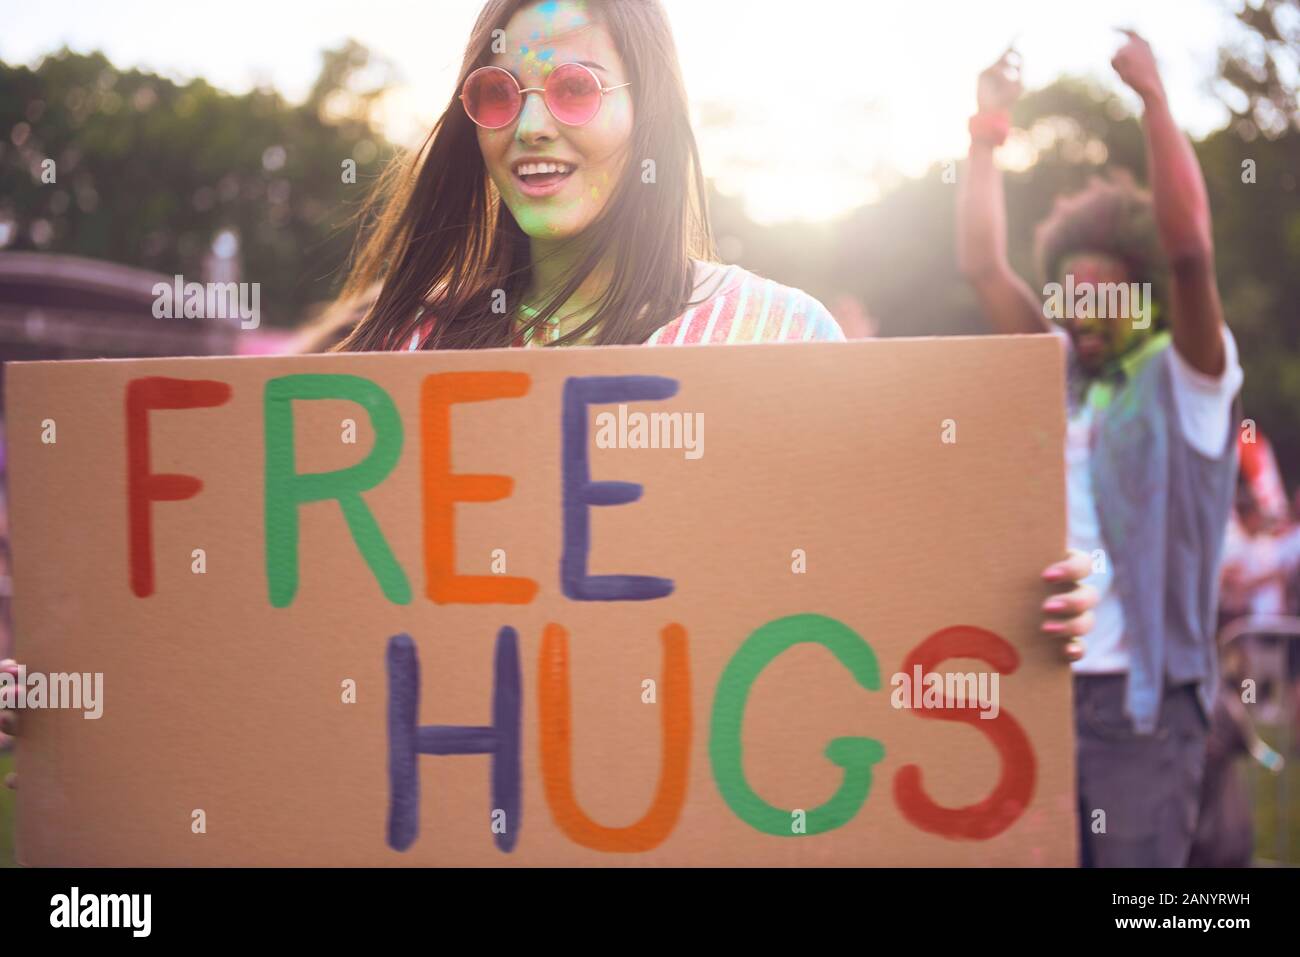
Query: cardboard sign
[{"left": 6, "top": 335, "right": 1072, "bottom": 866}]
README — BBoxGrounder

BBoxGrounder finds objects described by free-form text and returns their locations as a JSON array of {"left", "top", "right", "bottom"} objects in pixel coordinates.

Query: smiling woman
[{"left": 331, "top": 0, "right": 845, "bottom": 351}]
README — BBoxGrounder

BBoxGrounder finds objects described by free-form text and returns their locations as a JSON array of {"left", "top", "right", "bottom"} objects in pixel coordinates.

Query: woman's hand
[
  {"left": 1040, "top": 551, "right": 1098, "bottom": 662},
  {"left": 977, "top": 47, "right": 1023, "bottom": 114},
  {"left": 1, "top": 658, "right": 17, "bottom": 788}
]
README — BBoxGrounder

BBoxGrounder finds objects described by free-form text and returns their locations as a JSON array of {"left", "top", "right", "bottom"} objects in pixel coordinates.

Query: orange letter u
[{"left": 539, "top": 622, "right": 691, "bottom": 852}]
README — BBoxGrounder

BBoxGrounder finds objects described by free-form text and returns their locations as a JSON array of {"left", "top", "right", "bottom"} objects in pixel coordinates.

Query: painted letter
[
  {"left": 421, "top": 372, "right": 537, "bottom": 604},
  {"left": 264, "top": 374, "right": 408, "bottom": 607},
  {"left": 892, "top": 625, "right": 1035, "bottom": 839},
  {"left": 710, "top": 613, "right": 885, "bottom": 835},
  {"left": 126, "top": 377, "right": 232, "bottom": 597},
  {"left": 561, "top": 376, "right": 676, "bottom": 600},
  {"left": 386, "top": 628, "right": 521, "bottom": 853},
  {"left": 539, "top": 622, "right": 690, "bottom": 852}
]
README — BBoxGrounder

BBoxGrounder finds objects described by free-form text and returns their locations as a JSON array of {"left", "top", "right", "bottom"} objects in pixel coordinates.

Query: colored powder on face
[{"left": 538, "top": 49, "right": 554, "bottom": 61}]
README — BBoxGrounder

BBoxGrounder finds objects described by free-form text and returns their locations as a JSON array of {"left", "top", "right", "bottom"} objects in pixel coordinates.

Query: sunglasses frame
[{"left": 459, "top": 63, "right": 631, "bottom": 130}]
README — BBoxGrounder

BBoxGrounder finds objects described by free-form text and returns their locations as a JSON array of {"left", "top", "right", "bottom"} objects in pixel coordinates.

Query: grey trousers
[{"left": 1074, "top": 674, "right": 1209, "bottom": 867}]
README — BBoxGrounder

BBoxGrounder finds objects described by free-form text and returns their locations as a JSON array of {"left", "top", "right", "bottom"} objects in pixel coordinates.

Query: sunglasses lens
[
  {"left": 545, "top": 63, "right": 603, "bottom": 125},
  {"left": 463, "top": 68, "right": 520, "bottom": 128}
]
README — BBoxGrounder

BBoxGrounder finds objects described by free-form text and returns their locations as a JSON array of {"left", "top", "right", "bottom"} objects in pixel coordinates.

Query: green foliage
[
  {"left": 1199, "top": 126, "right": 1300, "bottom": 479},
  {"left": 1216, "top": 0, "right": 1299, "bottom": 138},
  {"left": 0, "top": 43, "right": 397, "bottom": 326},
  {"left": 1246, "top": 727, "right": 1300, "bottom": 863},
  {"left": 0, "top": 751, "right": 12, "bottom": 867}
]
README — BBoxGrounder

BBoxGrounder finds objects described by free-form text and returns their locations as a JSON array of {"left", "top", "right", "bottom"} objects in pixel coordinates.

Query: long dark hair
[{"left": 335, "top": 0, "right": 714, "bottom": 351}]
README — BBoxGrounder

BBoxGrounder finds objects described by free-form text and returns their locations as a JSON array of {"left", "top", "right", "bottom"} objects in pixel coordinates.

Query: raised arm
[
  {"left": 1112, "top": 30, "right": 1226, "bottom": 376},
  {"left": 957, "top": 50, "right": 1049, "bottom": 335}
]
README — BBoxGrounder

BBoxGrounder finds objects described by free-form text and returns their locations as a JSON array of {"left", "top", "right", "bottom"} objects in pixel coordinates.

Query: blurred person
[
  {"left": 1288, "top": 486, "right": 1300, "bottom": 614},
  {"left": 1218, "top": 495, "right": 1252, "bottom": 625},
  {"left": 1221, "top": 487, "right": 1300, "bottom": 620},
  {"left": 957, "top": 36, "right": 1243, "bottom": 866},
  {"left": 1238, "top": 429, "right": 1288, "bottom": 525},
  {"left": 1, "top": 0, "right": 1101, "bottom": 797}
]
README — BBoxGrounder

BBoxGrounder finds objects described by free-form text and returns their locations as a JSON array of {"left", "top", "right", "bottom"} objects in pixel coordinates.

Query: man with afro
[{"left": 957, "top": 34, "right": 1243, "bottom": 867}]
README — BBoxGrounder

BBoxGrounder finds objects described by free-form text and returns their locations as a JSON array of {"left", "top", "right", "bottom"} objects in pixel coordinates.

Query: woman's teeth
[
  {"left": 516, "top": 162, "right": 573, "bottom": 177},
  {"left": 515, "top": 161, "right": 576, "bottom": 188}
]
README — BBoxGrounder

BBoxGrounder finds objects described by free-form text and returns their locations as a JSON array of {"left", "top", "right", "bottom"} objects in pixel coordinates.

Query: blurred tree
[
  {"left": 1212, "top": 0, "right": 1300, "bottom": 481},
  {"left": 1216, "top": 0, "right": 1299, "bottom": 138},
  {"left": 0, "top": 41, "right": 397, "bottom": 326},
  {"left": 307, "top": 38, "right": 401, "bottom": 125}
]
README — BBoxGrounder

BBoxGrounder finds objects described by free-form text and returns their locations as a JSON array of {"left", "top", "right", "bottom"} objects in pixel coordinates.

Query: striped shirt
[
  {"left": 403, "top": 263, "right": 844, "bottom": 350},
  {"left": 645, "top": 263, "right": 844, "bottom": 345}
]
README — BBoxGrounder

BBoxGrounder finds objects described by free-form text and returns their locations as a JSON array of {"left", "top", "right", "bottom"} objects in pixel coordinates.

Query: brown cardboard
[{"left": 4, "top": 334, "right": 1071, "bottom": 865}]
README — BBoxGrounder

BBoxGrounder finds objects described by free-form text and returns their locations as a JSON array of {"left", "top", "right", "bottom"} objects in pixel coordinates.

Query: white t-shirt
[{"left": 1070, "top": 326, "right": 1244, "bottom": 674}]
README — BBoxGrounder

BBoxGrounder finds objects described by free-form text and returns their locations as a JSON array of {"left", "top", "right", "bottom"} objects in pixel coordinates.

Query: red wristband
[{"left": 969, "top": 110, "right": 1011, "bottom": 147}]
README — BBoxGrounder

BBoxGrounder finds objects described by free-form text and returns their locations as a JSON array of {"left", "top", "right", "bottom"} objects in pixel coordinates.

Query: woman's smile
[{"left": 511, "top": 156, "right": 579, "bottom": 198}]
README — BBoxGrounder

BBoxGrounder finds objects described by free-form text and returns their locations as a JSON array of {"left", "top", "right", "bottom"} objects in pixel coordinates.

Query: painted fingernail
[
  {"left": 1042, "top": 599, "right": 1066, "bottom": 613},
  {"left": 1042, "top": 621, "right": 1065, "bottom": 634}
]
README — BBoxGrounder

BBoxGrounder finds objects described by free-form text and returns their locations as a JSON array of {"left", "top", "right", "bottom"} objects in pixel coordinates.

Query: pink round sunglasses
[{"left": 460, "top": 63, "right": 631, "bottom": 129}]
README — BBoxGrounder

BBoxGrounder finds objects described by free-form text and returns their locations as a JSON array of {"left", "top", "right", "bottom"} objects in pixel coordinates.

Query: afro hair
[{"left": 1033, "top": 170, "right": 1169, "bottom": 327}]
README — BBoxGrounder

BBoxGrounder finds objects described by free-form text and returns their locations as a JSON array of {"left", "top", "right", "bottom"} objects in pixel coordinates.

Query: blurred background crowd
[{"left": 0, "top": 0, "right": 1297, "bottom": 866}]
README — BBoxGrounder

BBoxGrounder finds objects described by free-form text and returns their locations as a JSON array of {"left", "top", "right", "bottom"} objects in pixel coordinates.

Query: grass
[
  {"left": 1246, "top": 725, "right": 1300, "bottom": 865},
  {"left": 0, "top": 751, "right": 13, "bottom": 868}
]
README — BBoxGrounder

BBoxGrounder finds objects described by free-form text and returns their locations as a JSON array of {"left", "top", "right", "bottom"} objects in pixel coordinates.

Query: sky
[{"left": 0, "top": 0, "right": 1244, "bottom": 223}]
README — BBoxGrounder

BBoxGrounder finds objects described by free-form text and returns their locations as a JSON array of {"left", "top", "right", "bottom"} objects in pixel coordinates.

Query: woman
[
  {"left": 333, "top": 0, "right": 843, "bottom": 352},
  {"left": 0, "top": 0, "right": 1096, "bottom": 790}
]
